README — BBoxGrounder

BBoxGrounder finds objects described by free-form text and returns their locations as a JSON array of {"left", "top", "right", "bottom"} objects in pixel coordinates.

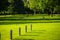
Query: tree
[
  {"left": 24, "top": 0, "right": 48, "bottom": 14},
  {"left": 13, "top": 0, "right": 25, "bottom": 14},
  {"left": 44, "top": 0, "right": 59, "bottom": 16},
  {"left": 28, "top": 0, "right": 37, "bottom": 14},
  {"left": 0, "top": 0, "right": 10, "bottom": 14}
]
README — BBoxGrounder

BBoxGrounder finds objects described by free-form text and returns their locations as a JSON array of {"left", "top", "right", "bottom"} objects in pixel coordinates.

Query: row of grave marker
[
  {"left": 0, "top": 24, "right": 32, "bottom": 40},
  {"left": 10, "top": 24, "right": 32, "bottom": 40}
]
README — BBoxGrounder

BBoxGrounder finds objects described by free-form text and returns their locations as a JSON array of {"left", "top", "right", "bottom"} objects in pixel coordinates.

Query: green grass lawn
[
  {"left": 0, "top": 23, "right": 60, "bottom": 40},
  {"left": 13, "top": 23, "right": 60, "bottom": 40},
  {"left": 0, "top": 14, "right": 60, "bottom": 40},
  {"left": 0, "top": 14, "right": 60, "bottom": 20}
]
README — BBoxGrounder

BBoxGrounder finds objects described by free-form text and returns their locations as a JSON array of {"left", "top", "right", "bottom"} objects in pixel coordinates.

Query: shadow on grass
[
  {"left": 13, "top": 38, "right": 34, "bottom": 40},
  {"left": 0, "top": 21, "right": 60, "bottom": 25}
]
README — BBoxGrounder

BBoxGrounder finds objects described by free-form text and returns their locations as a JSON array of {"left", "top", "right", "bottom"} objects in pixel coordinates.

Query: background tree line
[{"left": 0, "top": 0, "right": 60, "bottom": 15}]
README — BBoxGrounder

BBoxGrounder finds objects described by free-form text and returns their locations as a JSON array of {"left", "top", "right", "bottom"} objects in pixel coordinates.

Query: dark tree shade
[
  {"left": 13, "top": 0, "right": 25, "bottom": 14},
  {"left": 0, "top": 0, "right": 10, "bottom": 11},
  {"left": 58, "top": 0, "right": 60, "bottom": 6}
]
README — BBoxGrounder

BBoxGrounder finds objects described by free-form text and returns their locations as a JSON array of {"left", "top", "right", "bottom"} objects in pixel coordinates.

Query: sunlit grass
[
  {"left": 13, "top": 23, "right": 60, "bottom": 40},
  {"left": 0, "top": 23, "right": 60, "bottom": 40}
]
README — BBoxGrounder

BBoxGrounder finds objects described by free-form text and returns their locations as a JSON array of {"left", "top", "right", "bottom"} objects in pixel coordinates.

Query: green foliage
[
  {"left": 0, "top": 0, "right": 60, "bottom": 15},
  {"left": 45, "top": 0, "right": 60, "bottom": 15},
  {"left": 24, "top": 0, "right": 49, "bottom": 14},
  {"left": 24, "top": 0, "right": 60, "bottom": 14}
]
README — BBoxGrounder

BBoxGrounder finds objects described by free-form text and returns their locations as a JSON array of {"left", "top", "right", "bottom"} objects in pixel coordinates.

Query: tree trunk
[
  {"left": 34, "top": 10, "right": 36, "bottom": 15},
  {"left": 51, "top": 10, "right": 53, "bottom": 17},
  {"left": 4, "top": 11, "right": 6, "bottom": 16}
]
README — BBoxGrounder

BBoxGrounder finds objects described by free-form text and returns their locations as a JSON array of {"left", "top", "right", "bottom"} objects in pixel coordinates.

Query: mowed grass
[
  {"left": 13, "top": 23, "right": 60, "bottom": 40},
  {"left": 0, "top": 14, "right": 60, "bottom": 20},
  {"left": 0, "top": 24, "right": 28, "bottom": 40},
  {"left": 0, "top": 23, "right": 60, "bottom": 40}
]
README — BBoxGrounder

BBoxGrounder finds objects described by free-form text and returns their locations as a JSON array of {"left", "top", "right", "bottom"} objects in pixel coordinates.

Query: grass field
[
  {"left": 0, "top": 14, "right": 60, "bottom": 20},
  {"left": 0, "top": 14, "right": 60, "bottom": 40},
  {"left": 13, "top": 23, "right": 60, "bottom": 40},
  {"left": 0, "top": 22, "right": 60, "bottom": 40}
]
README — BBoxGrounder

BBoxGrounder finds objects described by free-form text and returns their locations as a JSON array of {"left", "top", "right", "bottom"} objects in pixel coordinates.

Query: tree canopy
[{"left": 0, "top": 0, "right": 60, "bottom": 15}]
